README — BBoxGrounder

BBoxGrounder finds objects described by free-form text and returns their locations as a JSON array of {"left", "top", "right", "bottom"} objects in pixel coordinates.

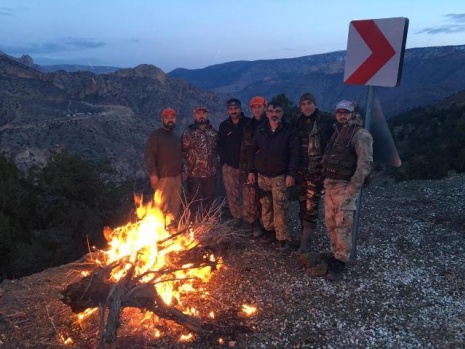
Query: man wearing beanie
[
  {"left": 144, "top": 107, "right": 183, "bottom": 226},
  {"left": 294, "top": 92, "right": 334, "bottom": 254},
  {"left": 217, "top": 98, "right": 251, "bottom": 224}
]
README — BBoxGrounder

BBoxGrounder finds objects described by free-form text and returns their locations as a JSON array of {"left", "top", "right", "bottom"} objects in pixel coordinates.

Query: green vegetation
[
  {"left": 387, "top": 104, "right": 465, "bottom": 181},
  {"left": 0, "top": 151, "right": 134, "bottom": 279}
]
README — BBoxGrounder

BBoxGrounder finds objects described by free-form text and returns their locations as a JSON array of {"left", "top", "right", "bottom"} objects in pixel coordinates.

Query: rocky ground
[{"left": 0, "top": 174, "right": 464, "bottom": 349}]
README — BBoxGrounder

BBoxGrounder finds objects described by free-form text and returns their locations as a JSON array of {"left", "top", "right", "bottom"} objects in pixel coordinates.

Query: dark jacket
[
  {"left": 217, "top": 114, "right": 251, "bottom": 169},
  {"left": 293, "top": 109, "right": 334, "bottom": 181},
  {"left": 144, "top": 127, "right": 182, "bottom": 178},
  {"left": 251, "top": 121, "right": 300, "bottom": 178},
  {"left": 181, "top": 122, "right": 218, "bottom": 178}
]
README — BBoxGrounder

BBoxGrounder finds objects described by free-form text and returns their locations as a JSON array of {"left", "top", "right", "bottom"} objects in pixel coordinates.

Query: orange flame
[{"left": 79, "top": 190, "right": 222, "bottom": 335}]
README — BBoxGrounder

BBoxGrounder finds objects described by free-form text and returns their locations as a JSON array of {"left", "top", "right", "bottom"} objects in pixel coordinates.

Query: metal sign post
[{"left": 351, "top": 85, "right": 374, "bottom": 259}]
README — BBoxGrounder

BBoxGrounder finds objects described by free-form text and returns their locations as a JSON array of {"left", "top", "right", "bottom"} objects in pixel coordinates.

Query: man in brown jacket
[{"left": 144, "top": 107, "right": 183, "bottom": 224}]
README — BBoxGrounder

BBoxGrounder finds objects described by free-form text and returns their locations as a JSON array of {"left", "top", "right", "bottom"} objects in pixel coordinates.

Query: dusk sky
[{"left": 1, "top": 0, "right": 464, "bottom": 72}]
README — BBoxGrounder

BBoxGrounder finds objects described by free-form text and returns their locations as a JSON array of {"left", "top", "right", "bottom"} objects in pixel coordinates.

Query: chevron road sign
[{"left": 344, "top": 17, "right": 409, "bottom": 87}]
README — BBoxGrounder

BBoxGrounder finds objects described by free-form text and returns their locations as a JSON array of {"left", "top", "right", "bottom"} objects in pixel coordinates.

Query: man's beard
[
  {"left": 164, "top": 122, "right": 175, "bottom": 130},
  {"left": 195, "top": 119, "right": 207, "bottom": 125}
]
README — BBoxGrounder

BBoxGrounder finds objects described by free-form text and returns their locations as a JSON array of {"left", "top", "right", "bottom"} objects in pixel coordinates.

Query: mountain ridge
[{"left": 168, "top": 45, "right": 465, "bottom": 117}]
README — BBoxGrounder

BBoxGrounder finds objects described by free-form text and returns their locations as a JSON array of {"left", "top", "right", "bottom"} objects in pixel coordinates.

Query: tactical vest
[{"left": 324, "top": 124, "right": 361, "bottom": 181}]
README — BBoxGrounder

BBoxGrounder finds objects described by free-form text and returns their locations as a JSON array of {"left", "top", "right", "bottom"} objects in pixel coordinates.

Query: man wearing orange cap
[
  {"left": 144, "top": 107, "right": 183, "bottom": 225},
  {"left": 239, "top": 96, "right": 267, "bottom": 236}
]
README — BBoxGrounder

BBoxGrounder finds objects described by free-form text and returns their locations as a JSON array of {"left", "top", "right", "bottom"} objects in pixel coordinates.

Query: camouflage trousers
[
  {"left": 296, "top": 172, "right": 324, "bottom": 224},
  {"left": 324, "top": 179, "right": 360, "bottom": 262},
  {"left": 157, "top": 175, "right": 182, "bottom": 221},
  {"left": 257, "top": 173, "right": 291, "bottom": 241},
  {"left": 222, "top": 164, "right": 258, "bottom": 222}
]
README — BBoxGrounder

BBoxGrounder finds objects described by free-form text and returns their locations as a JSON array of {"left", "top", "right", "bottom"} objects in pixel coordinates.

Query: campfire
[{"left": 61, "top": 190, "right": 254, "bottom": 346}]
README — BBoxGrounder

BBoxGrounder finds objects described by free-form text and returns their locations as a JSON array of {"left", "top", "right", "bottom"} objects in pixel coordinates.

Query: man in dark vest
[{"left": 322, "top": 100, "right": 373, "bottom": 281}]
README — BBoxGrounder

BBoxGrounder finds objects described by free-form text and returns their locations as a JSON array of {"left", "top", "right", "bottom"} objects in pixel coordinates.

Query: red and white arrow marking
[{"left": 345, "top": 20, "right": 395, "bottom": 84}]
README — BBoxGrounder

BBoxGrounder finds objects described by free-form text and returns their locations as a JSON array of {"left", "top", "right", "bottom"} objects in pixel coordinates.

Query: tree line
[{"left": 0, "top": 151, "right": 134, "bottom": 279}]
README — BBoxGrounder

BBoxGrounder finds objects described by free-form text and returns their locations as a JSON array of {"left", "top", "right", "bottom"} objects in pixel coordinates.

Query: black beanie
[
  {"left": 299, "top": 92, "right": 316, "bottom": 105},
  {"left": 226, "top": 98, "right": 241, "bottom": 107}
]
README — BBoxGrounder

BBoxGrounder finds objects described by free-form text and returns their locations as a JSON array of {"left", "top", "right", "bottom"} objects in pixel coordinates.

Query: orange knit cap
[
  {"left": 249, "top": 96, "right": 267, "bottom": 107},
  {"left": 161, "top": 107, "right": 177, "bottom": 117}
]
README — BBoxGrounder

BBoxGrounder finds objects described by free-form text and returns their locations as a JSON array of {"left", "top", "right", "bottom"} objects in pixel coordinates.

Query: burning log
[
  {"left": 61, "top": 268, "right": 203, "bottom": 338},
  {"left": 60, "top": 195, "right": 233, "bottom": 345},
  {"left": 61, "top": 236, "right": 225, "bottom": 343}
]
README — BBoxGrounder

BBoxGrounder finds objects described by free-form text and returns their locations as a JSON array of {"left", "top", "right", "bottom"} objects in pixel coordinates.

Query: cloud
[
  {"left": 445, "top": 14, "right": 465, "bottom": 22},
  {"left": 1, "top": 37, "right": 105, "bottom": 55},
  {"left": 416, "top": 13, "right": 465, "bottom": 35},
  {"left": 60, "top": 37, "right": 105, "bottom": 49},
  {"left": 0, "top": 7, "right": 14, "bottom": 16}
]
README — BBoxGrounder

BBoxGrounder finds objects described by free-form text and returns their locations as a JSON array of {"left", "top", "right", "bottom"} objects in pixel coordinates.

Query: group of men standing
[{"left": 144, "top": 93, "right": 373, "bottom": 281}]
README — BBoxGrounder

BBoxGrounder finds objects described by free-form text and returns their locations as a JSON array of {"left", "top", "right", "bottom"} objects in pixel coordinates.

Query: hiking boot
[
  {"left": 278, "top": 240, "right": 290, "bottom": 254},
  {"left": 307, "top": 262, "right": 329, "bottom": 277},
  {"left": 326, "top": 258, "right": 346, "bottom": 281},
  {"left": 252, "top": 227, "right": 264, "bottom": 238},
  {"left": 251, "top": 220, "right": 264, "bottom": 238},
  {"left": 260, "top": 230, "right": 276, "bottom": 244},
  {"left": 298, "top": 252, "right": 322, "bottom": 268}
]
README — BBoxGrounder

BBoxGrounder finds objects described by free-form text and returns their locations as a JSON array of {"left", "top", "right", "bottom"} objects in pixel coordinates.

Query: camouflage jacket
[
  {"left": 324, "top": 114, "right": 373, "bottom": 190},
  {"left": 293, "top": 109, "right": 334, "bottom": 182},
  {"left": 239, "top": 116, "right": 266, "bottom": 180},
  {"left": 181, "top": 122, "right": 218, "bottom": 178}
]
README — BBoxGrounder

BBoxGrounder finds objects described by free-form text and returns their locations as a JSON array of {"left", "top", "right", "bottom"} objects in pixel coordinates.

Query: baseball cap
[
  {"left": 193, "top": 106, "right": 208, "bottom": 113},
  {"left": 335, "top": 100, "right": 355, "bottom": 112}
]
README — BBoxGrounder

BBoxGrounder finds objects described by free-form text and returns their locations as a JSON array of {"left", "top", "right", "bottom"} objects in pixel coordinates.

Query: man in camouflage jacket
[
  {"left": 294, "top": 92, "right": 334, "bottom": 254},
  {"left": 181, "top": 106, "right": 218, "bottom": 219},
  {"left": 322, "top": 100, "right": 373, "bottom": 281}
]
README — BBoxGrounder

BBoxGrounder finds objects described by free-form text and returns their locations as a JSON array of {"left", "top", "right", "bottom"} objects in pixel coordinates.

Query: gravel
[{"left": 0, "top": 174, "right": 464, "bottom": 348}]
